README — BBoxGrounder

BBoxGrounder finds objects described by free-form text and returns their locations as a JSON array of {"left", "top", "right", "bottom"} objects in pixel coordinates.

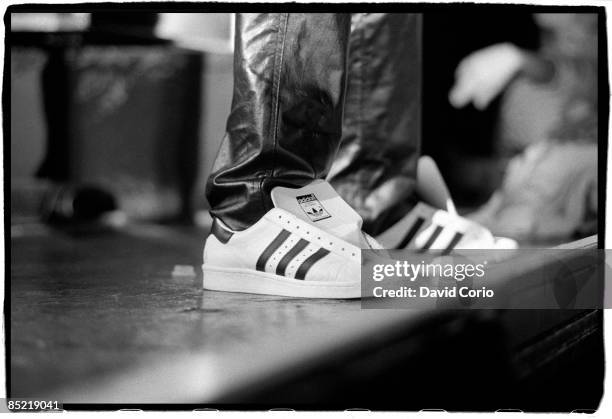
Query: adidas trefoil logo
[{"left": 296, "top": 193, "right": 331, "bottom": 222}]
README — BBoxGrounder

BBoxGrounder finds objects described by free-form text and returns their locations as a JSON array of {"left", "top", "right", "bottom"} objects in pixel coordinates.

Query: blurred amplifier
[{"left": 41, "top": 45, "right": 204, "bottom": 220}]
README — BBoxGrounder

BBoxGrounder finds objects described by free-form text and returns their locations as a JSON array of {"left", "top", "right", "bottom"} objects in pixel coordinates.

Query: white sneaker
[
  {"left": 376, "top": 201, "right": 517, "bottom": 251},
  {"left": 202, "top": 180, "right": 381, "bottom": 299},
  {"left": 376, "top": 156, "right": 518, "bottom": 251}
]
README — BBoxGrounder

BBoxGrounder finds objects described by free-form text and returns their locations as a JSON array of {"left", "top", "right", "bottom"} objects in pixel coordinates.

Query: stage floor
[
  {"left": 8, "top": 222, "right": 603, "bottom": 409},
  {"left": 11, "top": 222, "right": 415, "bottom": 403}
]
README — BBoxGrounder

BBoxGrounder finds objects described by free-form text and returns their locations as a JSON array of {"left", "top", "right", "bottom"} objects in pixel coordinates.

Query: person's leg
[
  {"left": 328, "top": 13, "right": 422, "bottom": 236},
  {"left": 206, "top": 13, "right": 351, "bottom": 231}
]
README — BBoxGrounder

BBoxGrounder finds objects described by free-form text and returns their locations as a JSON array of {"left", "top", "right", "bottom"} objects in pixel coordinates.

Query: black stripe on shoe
[
  {"left": 256, "top": 230, "right": 291, "bottom": 272},
  {"left": 295, "top": 248, "right": 330, "bottom": 280},
  {"left": 420, "top": 225, "right": 444, "bottom": 250},
  {"left": 442, "top": 232, "right": 464, "bottom": 255},
  {"left": 398, "top": 216, "right": 426, "bottom": 249},
  {"left": 276, "top": 239, "right": 309, "bottom": 276}
]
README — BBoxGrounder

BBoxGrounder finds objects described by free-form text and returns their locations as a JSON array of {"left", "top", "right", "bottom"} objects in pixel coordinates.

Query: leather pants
[{"left": 206, "top": 13, "right": 421, "bottom": 235}]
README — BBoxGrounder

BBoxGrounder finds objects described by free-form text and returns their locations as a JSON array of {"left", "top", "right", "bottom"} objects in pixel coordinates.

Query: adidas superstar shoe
[
  {"left": 376, "top": 201, "right": 517, "bottom": 251},
  {"left": 202, "top": 180, "right": 381, "bottom": 299},
  {"left": 376, "top": 155, "right": 518, "bottom": 251}
]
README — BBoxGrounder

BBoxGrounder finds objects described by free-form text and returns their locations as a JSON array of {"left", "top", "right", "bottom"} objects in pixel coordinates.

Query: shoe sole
[{"left": 202, "top": 264, "right": 361, "bottom": 299}]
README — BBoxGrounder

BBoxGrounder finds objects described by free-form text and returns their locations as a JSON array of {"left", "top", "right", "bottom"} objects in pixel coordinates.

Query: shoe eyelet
[
  {"left": 352, "top": 253, "right": 356, "bottom": 256},
  {"left": 341, "top": 248, "right": 345, "bottom": 251}
]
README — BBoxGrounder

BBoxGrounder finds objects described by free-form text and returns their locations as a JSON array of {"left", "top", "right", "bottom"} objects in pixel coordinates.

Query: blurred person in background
[
  {"left": 458, "top": 13, "right": 599, "bottom": 242},
  {"left": 421, "top": 12, "right": 541, "bottom": 204}
]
